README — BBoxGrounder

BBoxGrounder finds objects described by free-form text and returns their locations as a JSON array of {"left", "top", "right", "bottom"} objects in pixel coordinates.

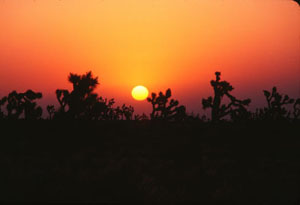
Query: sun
[{"left": 131, "top": 85, "right": 149, "bottom": 101}]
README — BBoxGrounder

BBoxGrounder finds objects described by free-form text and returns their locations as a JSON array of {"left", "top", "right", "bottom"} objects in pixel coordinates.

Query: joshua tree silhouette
[
  {"left": 116, "top": 104, "right": 135, "bottom": 120},
  {"left": 1, "top": 70, "right": 299, "bottom": 122},
  {"left": 202, "top": 72, "right": 251, "bottom": 122},
  {"left": 147, "top": 88, "right": 186, "bottom": 121},
  {"left": 54, "top": 71, "right": 134, "bottom": 120},
  {"left": 55, "top": 71, "right": 100, "bottom": 119},
  {"left": 258, "top": 86, "right": 295, "bottom": 120},
  {"left": 0, "top": 90, "right": 43, "bottom": 120}
]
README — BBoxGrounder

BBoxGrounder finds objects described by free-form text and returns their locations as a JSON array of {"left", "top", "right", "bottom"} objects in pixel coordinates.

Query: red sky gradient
[{"left": 0, "top": 0, "right": 299, "bottom": 115}]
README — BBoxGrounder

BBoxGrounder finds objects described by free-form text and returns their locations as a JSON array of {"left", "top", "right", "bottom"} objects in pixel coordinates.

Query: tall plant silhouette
[
  {"left": 0, "top": 90, "right": 43, "bottom": 120},
  {"left": 55, "top": 71, "right": 102, "bottom": 119},
  {"left": 258, "top": 86, "right": 295, "bottom": 120},
  {"left": 54, "top": 71, "right": 134, "bottom": 120},
  {"left": 147, "top": 88, "right": 186, "bottom": 121},
  {"left": 202, "top": 72, "right": 251, "bottom": 122}
]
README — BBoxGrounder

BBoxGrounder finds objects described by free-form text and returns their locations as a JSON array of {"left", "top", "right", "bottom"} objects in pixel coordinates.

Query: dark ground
[{"left": 0, "top": 120, "right": 300, "bottom": 204}]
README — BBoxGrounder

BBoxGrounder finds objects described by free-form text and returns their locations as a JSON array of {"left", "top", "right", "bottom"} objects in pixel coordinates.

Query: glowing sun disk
[{"left": 131, "top": 85, "right": 149, "bottom": 101}]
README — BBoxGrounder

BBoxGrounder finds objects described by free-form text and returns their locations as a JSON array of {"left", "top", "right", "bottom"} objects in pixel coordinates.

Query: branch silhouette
[
  {"left": 53, "top": 71, "right": 134, "bottom": 120},
  {"left": 0, "top": 70, "right": 299, "bottom": 122},
  {"left": 147, "top": 88, "right": 186, "bottom": 121},
  {"left": 0, "top": 90, "right": 42, "bottom": 120},
  {"left": 255, "top": 86, "right": 296, "bottom": 121},
  {"left": 202, "top": 72, "right": 251, "bottom": 122}
]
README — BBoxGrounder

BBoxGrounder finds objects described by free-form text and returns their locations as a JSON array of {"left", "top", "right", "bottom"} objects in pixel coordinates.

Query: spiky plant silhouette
[
  {"left": 55, "top": 71, "right": 102, "bottom": 119},
  {"left": 0, "top": 90, "right": 42, "bottom": 120},
  {"left": 116, "top": 104, "right": 135, "bottom": 120},
  {"left": 147, "top": 88, "right": 186, "bottom": 121},
  {"left": 54, "top": 71, "right": 134, "bottom": 120},
  {"left": 256, "top": 86, "right": 295, "bottom": 120},
  {"left": 202, "top": 72, "right": 251, "bottom": 122},
  {"left": 1, "top": 70, "right": 299, "bottom": 122}
]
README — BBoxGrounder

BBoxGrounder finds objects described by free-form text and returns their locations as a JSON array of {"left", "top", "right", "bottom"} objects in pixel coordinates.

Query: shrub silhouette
[
  {"left": 147, "top": 88, "right": 186, "bottom": 121},
  {"left": 115, "top": 104, "right": 135, "bottom": 120},
  {"left": 257, "top": 86, "right": 295, "bottom": 120},
  {"left": 90, "top": 97, "right": 133, "bottom": 120},
  {"left": 0, "top": 90, "right": 43, "bottom": 120},
  {"left": 134, "top": 113, "right": 149, "bottom": 121},
  {"left": 54, "top": 71, "right": 100, "bottom": 119},
  {"left": 202, "top": 72, "right": 251, "bottom": 122},
  {"left": 0, "top": 70, "right": 298, "bottom": 122},
  {"left": 55, "top": 71, "right": 99, "bottom": 119},
  {"left": 54, "top": 71, "right": 134, "bottom": 120}
]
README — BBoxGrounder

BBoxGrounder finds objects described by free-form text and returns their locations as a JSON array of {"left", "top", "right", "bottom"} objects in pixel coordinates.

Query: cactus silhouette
[
  {"left": 119, "top": 104, "right": 134, "bottom": 120},
  {"left": 93, "top": 97, "right": 116, "bottom": 120},
  {"left": 111, "top": 104, "right": 135, "bottom": 120},
  {"left": 55, "top": 71, "right": 100, "bottom": 119},
  {"left": 260, "top": 86, "right": 295, "bottom": 120},
  {"left": 68, "top": 71, "right": 98, "bottom": 118},
  {"left": 54, "top": 71, "right": 135, "bottom": 120},
  {"left": 202, "top": 72, "right": 251, "bottom": 122},
  {"left": 147, "top": 88, "right": 186, "bottom": 121},
  {"left": 0, "top": 90, "right": 43, "bottom": 120},
  {"left": 1, "top": 70, "right": 298, "bottom": 122}
]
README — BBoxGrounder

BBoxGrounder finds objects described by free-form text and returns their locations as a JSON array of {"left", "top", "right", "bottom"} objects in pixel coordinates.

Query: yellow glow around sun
[{"left": 132, "top": 85, "right": 149, "bottom": 101}]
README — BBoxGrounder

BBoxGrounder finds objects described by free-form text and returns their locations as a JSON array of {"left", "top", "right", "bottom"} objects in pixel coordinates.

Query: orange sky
[{"left": 0, "top": 0, "right": 299, "bottom": 115}]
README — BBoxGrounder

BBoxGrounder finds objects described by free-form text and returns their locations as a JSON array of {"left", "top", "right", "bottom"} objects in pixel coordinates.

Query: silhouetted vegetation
[
  {"left": 0, "top": 71, "right": 299, "bottom": 122},
  {"left": 52, "top": 71, "right": 135, "bottom": 120},
  {"left": 134, "top": 113, "right": 149, "bottom": 121},
  {"left": 0, "top": 90, "right": 43, "bottom": 120},
  {"left": 254, "top": 86, "right": 296, "bottom": 121},
  {"left": 202, "top": 72, "right": 251, "bottom": 122},
  {"left": 147, "top": 88, "right": 186, "bottom": 121},
  {"left": 0, "top": 71, "right": 300, "bottom": 203}
]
